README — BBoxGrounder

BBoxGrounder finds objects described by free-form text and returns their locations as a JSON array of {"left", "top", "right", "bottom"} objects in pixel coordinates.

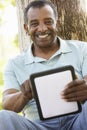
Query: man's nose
[{"left": 38, "top": 23, "right": 47, "bottom": 32}]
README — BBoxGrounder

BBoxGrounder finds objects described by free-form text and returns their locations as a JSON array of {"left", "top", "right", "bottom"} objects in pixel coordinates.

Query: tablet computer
[{"left": 30, "top": 65, "right": 81, "bottom": 120}]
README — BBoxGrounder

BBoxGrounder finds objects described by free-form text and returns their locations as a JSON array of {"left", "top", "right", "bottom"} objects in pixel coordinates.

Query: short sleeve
[{"left": 3, "top": 59, "right": 20, "bottom": 91}]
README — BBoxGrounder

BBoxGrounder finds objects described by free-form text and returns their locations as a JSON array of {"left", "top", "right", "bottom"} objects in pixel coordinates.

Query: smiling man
[
  {"left": 0, "top": 0, "right": 87, "bottom": 130},
  {"left": 24, "top": 1, "right": 59, "bottom": 59}
]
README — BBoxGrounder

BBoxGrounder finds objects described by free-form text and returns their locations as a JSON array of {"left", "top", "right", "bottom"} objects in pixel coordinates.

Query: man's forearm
[{"left": 2, "top": 90, "right": 30, "bottom": 113}]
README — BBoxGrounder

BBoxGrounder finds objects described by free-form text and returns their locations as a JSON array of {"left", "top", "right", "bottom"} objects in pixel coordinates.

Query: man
[{"left": 0, "top": 0, "right": 87, "bottom": 129}]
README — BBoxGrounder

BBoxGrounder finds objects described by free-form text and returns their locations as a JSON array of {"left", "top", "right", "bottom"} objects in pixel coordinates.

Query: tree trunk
[
  {"left": 51, "top": 0, "right": 87, "bottom": 41},
  {"left": 15, "top": 0, "right": 87, "bottom": 51}
]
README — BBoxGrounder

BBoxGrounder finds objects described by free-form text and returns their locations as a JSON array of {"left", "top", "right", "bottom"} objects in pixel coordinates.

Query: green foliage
[
  {"left": 0, "top": 0, "right": 16, "bottom": 8},
  {"left": 13, "top": 34, "right": 19, "bottom": 48},
  {"left": 0, "top": 60, "right": 5, "bottom": 86},
  {"left": 0, "top": 3, "right": 5, "bottom": 9},
  {"left": 0, "top": 86, "right": 3, "bottom": 110},
  {"left": 0, "top": 61, "right": 3, "bottom": 110},
  {"left": 10, "top": 0, "right": 16, "bottom": 6},
  {"left": 0, "top": 0, "right": 17, "bottom": 110},
  {"left": 5, "top": 0, "right": 16, "bottom": 6},
  {"left": 0, "top": 73, "right": 3, "bottom": 85},
  {"left": 0, "top": 4, "right": 5, "bottom": 25},
  {"left": 0, "top": 0, "right": 16, "bottom": 26},
  {"left": 0, "top": 60, "right": 6, "bottom": 110},
  {"left": 0, "top": 18, "right": 2, "bottom": 25}
]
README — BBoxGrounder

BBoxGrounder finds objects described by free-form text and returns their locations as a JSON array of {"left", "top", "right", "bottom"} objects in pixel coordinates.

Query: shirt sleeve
[{"left": 3, "top": 59, "right": 20, "bottom": 91}]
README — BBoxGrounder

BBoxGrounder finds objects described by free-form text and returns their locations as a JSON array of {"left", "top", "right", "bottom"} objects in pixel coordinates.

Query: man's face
[{"left": 26, "top": 5, "right": 58, "bottom": 48}]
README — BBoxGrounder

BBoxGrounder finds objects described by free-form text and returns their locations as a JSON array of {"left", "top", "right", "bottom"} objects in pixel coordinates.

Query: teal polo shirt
[{"left": 3, "top": 37, "right": 87, "bottom": 121}]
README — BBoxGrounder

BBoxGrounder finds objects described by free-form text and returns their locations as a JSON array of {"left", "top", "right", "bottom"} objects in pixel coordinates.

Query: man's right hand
[{"left": 20, "top": 79, "right": 33, "bottom": 100}]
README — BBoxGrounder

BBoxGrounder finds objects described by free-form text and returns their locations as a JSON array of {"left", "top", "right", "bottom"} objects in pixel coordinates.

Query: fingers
[
  {"left": 62, "top": 82, "right": 86, "bottom": 95},
  {"left": 61, "top": 79, "right": 85, "bottom": 95},
  {"left": 20, "top": 79, "right": 32, "bottom": 99},
  {"left": 21, "top": 80, "right": 29, "bottom": 93},
  {"left": 61, "top": 79, "right": 87, "bottom": 102},
  {"left": 65, "top": 79, "right": 86, "bottom": 88},
  {"left": 61, "top": 89, "right": 87, "bottom": 102}
]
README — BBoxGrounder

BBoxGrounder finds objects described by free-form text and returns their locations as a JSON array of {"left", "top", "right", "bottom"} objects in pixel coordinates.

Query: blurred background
[{"left": 0, "top": 0, "right": 19, "bottom": 110}]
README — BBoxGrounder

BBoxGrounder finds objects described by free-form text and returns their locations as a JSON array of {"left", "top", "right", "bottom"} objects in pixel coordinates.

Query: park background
[
  {"left": 0, "top": 0, "right": 87, "bottom": 110},
  {"left": 0, "top": 0, "right": 19, "bottom": 110}
]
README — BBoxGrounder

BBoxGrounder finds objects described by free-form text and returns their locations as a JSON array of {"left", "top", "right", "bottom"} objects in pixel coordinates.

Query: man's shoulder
[
  {"left": 7, "top": 50, "right": 29, "bottom": 67},
  {"left": 59, "top": 37, "right": 87, "bottom": 54},
  {"left": 66, "top": 39, "right": 87, "bottom": 46},
  {"left": 59, "top": 37, "right": 87, "bottom": 47},
  {"left": 64, "top": 39, "right": 87, "bottom": 50},
  {"left": 10, "top": 52, "right": 25, "bottom": 62}
]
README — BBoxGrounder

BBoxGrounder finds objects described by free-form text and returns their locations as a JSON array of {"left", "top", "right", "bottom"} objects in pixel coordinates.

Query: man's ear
[
  {"left": 56, "top": 19, "right": 60, "bottom": 27},
  {"left": 24, "top": 24, "right": 30, "bottom": 35},
  {"left": 24, "top": 24, "right": 30, "bottom": 34},
  {"left": 55, "top": 20, "right": 60, "bottom": 34}
]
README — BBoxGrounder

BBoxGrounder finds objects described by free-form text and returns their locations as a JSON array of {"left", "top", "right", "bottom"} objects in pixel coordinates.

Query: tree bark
[
  {"left": 51, "top": 0, "right": 87, "bottom": 41},
  {"left": 15, "top": 0, "right": 32, "bottom": 52},
  {"left": 15, "top": 0, "right": 87, "bottom": 51}
]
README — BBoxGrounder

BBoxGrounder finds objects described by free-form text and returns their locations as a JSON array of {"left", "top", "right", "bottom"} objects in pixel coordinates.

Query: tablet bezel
[{"left": 30, "top": 65, "right": 82, "bottom": 120}]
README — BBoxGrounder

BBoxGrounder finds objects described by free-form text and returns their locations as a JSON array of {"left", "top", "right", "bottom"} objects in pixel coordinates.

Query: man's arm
[{"left": 2, "top": 79, "right": 32, "bottom": 113}]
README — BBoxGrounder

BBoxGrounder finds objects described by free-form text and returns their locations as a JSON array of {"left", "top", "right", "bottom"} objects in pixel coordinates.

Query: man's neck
[{"left": 32, "top": 39, "right": 60, "bottom": 60}]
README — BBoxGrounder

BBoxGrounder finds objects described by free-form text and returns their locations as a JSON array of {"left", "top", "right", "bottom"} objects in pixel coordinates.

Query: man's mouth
[
  {"left": 38, "top": 34, "right": 49, "bottom": 39},
  {"left": 35, "top": 31, "right": 51, "bottom": 39}
]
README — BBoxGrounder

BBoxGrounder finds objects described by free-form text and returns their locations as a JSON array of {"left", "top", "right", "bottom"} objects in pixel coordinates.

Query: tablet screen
[{"left": 30, "top": 65, "right": 81, "bottom": 120}]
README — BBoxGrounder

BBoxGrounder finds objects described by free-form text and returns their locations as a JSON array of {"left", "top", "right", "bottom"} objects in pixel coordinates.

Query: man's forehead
[{"left": 27, "top": 5, "right": 55, "bottom": 19}]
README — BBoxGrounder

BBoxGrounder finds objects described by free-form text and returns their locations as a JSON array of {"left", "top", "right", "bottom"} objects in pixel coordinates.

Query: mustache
[{"left": 35, "top": 30, "right": 51, "bottom": 36}]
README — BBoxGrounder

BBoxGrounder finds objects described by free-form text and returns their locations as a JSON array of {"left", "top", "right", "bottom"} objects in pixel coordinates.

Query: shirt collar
[
  {"left": 24, "top": 44, "right": 46, "bottom": 65},
  {"left": 58, "top": 37, "right": 72, "bottom": 54},
  {"left": 24, "top": 37, "right": 72, "bottom": 65}
]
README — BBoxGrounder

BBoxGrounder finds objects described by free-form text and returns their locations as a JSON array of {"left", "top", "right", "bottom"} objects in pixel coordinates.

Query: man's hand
[
  {"left": 20, "top": 79, "right": 33, "bottom": 100},
  {"left": 61, "top": 79, "right": 87, "bottom": 103}
]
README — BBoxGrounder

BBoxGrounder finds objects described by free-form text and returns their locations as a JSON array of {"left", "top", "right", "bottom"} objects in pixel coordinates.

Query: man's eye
[
  {"left": 45, "top": 20, "right": 53, "bottom": 25},
  {"left": 30, "top": 22, "right": 38, "bottom": 27}
]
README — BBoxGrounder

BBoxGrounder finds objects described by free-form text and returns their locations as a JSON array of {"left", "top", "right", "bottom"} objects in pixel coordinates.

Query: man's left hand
[{"left": 61, "top": 79, "right": 87, "bottom": 103}]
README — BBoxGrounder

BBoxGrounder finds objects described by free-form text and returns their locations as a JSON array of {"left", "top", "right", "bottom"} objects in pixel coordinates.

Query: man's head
[
  {"left": 24, "top": 0, "right": 59, "bottom": 49},
  {"left": 24, "top": 0, "right": 58, "bottom": 25}
]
